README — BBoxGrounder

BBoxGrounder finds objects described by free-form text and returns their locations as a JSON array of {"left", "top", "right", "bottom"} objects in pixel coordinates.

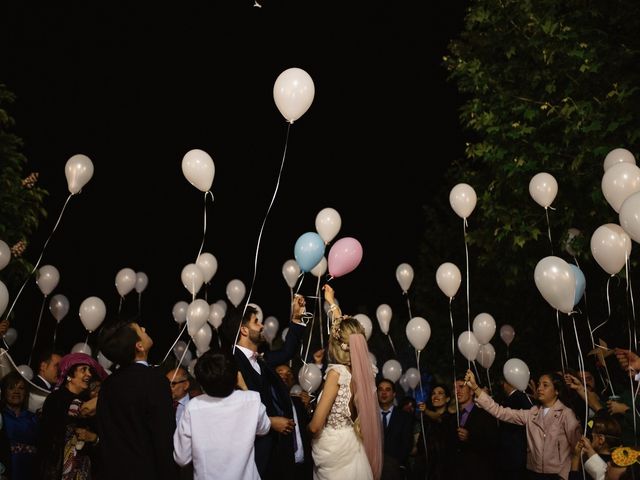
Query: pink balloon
[{"left": 327, "top": 237, "right": 363, "bottom": 278}]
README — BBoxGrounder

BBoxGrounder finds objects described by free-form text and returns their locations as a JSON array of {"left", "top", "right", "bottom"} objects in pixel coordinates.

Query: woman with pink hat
[{"left": 36, "top": 352, "right": 107, "bottom": 479}]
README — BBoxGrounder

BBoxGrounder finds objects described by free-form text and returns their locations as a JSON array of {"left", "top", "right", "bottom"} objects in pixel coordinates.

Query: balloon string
[
  {"left": 463, "top": 219, "right": 471, "bottom": 333},
  {"left": 4, "top": 193, "right": 73, "bottom": 325},
  {"left": 177, "top": 340, "right": 191, "bottom": 370},
  {"left": 84, "top": 333, "right": 89, "bottom": 345},
  {"left": 53, "top": 324, "right": 57, "bottom": 349},
  {"left": 626, "top": 256, "right": 638, "bottom": 351},
  {"left": 545, "top": 207, "right": 554, "bottom": 255},
  {"left": 161, "top": 322, "right": 189, "bottom": 366},
  {"left": 194, "top": 191, "right": 214, "bottom": 264},
  {"left": 404, "top": 294, "right": 413, "bottom": 321},
  {"left": 387, "top": 334, "right": 396, "bottom": 355},
  {"left": 118, "top": 296, "right": 123, "bottom": 316},
  {"left": 138, "top": 293, "right": 142, "bottom": 318},
  {"left": 449, "top": 298, "right": 459, "bottom": 428},
  {"left": 486, "top": 367, "right": 493, "bottom": 397},
  {"left": 302, "top": 275, "right": 321, "bottom": 362},
  {"left": 592, "top": 276, "right": 613, "bottom": 335},
  {"left": 233, "top": 123, "right": 292, "bottom": 355},
  {"left": 571, "top": 313, "right": 589, "bottom": 436},
  {"left": 631, "top": 376, "right": 639, "bottom": 441},
  {"left": 316, "top": 284, "right": 324, "bottom": 350},
  {"left": 471, "top": 360, "right": 481, "bottom": 386},
  {"left": 556, "top": 310, "right": 567, "bottom": 375},
  {"left": 28, "top": 295, "right": 47, "bottom": 363}
]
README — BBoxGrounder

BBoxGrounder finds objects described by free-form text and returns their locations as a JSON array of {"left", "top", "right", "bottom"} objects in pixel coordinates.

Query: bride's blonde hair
[{"left": 328, "top": 316, "right": 363, "bottom": 365}]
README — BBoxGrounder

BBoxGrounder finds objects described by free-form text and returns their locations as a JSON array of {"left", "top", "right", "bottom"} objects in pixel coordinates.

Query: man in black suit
[
  {"left": 234, "top": 298, "right": 306, "bottom": 480},
  {"left": 31, "top": 347, "right": 62, "bottom": 391},
  {"left": 496, "top": 376, "right": 532, "bottom": 480},
  {"left": 377, "top": 378, "right": 415, "bottom": 480},
  {"left": 96, "top": 320, "right": 178, "bottom": 480},
  {"left": 444, "top": 375, "right": 498, "bottom": 480}
]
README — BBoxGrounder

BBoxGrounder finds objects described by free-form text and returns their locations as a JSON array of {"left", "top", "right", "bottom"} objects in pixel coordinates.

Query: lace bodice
[{"left": 323, "top": 364, "right": 353, "bottom": 430}]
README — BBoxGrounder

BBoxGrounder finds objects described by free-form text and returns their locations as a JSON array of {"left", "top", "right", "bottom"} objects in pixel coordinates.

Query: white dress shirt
[
  {"left": 236, "top": 345, "right": 261, "bottom": 374},
  {"left": 174, "top": 389, "right": 271, "bottom": 480},
  {"left": 175, "top": 393, "right": 190, "bottom": 424}
]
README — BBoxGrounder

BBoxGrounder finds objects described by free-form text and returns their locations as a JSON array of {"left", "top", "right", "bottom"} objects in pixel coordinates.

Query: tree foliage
[
  {"left": 414, "top": 0, "right": 640, "bottom": 379},
  {"left": 0, "top": 83, "right": 48, "bottom": 293}
]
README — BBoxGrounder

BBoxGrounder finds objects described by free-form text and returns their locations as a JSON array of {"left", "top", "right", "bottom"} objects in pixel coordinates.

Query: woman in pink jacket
[{"left": 464, "top": 369, "right": 581, "bottom": 480}]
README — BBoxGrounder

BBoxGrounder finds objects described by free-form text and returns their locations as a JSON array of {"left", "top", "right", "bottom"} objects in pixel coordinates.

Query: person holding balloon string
[
  {"left": 464, "top": 368, "right": 581, "bottom": 480},
  {"left": 308, "top": 284, "right": 382, "bottom": 480}
]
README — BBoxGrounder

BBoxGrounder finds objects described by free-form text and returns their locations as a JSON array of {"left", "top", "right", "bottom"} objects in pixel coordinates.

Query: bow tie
[{"left": 251, "top": 351, "right": 264, "bottom": 361}]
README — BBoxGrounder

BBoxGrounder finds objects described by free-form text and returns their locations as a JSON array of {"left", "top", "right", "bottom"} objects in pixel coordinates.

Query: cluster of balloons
[{"left": 115, "top": 268, "right": 149, "bottom": 297}]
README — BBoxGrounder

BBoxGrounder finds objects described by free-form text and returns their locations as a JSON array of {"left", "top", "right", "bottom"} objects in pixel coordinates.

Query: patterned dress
[{"left": 311, "top": 364, "right": 373, "bottom": 480}]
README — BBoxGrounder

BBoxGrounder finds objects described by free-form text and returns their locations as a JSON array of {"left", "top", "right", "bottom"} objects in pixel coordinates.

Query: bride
[{"left": 308, "top": 284, "right": 382, "bottom": 480}]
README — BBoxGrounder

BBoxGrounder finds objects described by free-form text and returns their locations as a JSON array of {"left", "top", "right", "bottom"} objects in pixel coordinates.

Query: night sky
[{"left": 1, "top": 2, "right": 468, "bottom": 365}]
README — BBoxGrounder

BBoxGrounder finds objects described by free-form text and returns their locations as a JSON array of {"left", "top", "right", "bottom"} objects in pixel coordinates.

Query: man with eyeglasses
[{"left": 167, "top": 367, "right": 191, "bottom": 424}]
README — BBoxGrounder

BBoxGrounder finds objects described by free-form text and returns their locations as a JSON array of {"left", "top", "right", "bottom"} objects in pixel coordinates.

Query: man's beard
[{"left": 249, "top": 329, "right": 265, "bottom": 345}]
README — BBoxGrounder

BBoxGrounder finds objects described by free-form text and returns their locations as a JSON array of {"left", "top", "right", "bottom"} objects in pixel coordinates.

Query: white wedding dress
[{"left": 311, "top": 364, "right": 373, "bottom": 480}]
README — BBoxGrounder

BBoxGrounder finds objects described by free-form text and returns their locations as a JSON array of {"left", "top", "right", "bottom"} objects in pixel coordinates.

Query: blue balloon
[
  {"left": 569, "top": 264, "right": 586, "bottom": 307},
  {"left": 294, "top": 232, "right": 325, "bottom": 272}
]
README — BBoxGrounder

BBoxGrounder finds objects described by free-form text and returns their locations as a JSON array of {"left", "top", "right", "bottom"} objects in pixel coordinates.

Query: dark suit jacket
[
  {"left": 383, "top": 408, "right": 414, "bottom": 466},
  {"left": 444, "top": 403, "right": 498, "bottom": 480},
  {"left": 497, "top": 389, "right": 532, "bottom": 471},
  {"left": 96, "top": 363, "right": 178, "bottom": 480},
  {"left": 235, "top": 321, "right": 305, "bottom": 480},
  {"left": 32, "top": 375, "right": 51, "bottom": 391},
  {"left": 291, "top": 394, "right": 313, "bottom": 478}
]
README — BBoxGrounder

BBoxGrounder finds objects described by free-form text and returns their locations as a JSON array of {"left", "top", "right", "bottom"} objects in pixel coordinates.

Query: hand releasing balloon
[
  {"left": 590, "top": 223, "right": 631, "bottom": 275},
  {"left": 294, "top": 232, "right": 325, "bottom": 273},
  {"left": 382, "top": 359, "right": 402, "bottom": 383},
  {"left": 315, "top": 207, "right": 342, "bottom": 244},
  {"left": 406, "top": 317, "right": 431, "bottom": 351},
  {"left": 396, "top": 263, "right": 414, "bottom": 293},
  {"left": 449, "top": 183, "right": 477, "bottom": 219},
  {"left": 37, "top": 265, "right": 60, "bottom": 296},
  {"left": 436, "top": 262, "right": 461, "bottom": 298},
  {"left": 503, "top": 358, "right": 530, "bottom": 392},
  {"left": 182, "top": 149, "right": 215, "bottom": 192},
  {"left": 328, "top": 237, "right": 363, "bottom": 278},
  {"left": 79, "top": 296, "right": 106, "bottom": 332},
  {"left": 529, "top": 172, "right": 558, "bottom": 208},
  {"left": 65, "top": 154, "right": 94, "bottom": 194},
  {"left": 115, "top": 267, "right": 136, "bottom": 297},
  {"left": 282, "top": 259, "right": 300, "bottom": 289},
  {"left": 534, "top": 256, "right": 576, "bottom": 314},
  {"left": 49, "top": 294, "right": 70, "bottom": 323},
  {"left": 273, "top": 67, "right": 315, "bottom": 123}
]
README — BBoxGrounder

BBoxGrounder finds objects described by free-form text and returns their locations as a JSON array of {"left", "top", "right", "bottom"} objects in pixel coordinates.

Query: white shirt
[
  {"left": 291, "top": 399, "right": 304, "bottom": 463},
  {"left": 584, "top": 454, "right": 607, "bottom": 480},
  {"left": 174, "top": 390, "right": 271, "bottom": 480},
  {"left": 237, "top": 345, "right": 261, "bottom": 374},
  {"left": 176, "top": 394, "right": 190, "bottom": 424},
  {"left": 36, "top": 375, "right": 51, "bottom": 390},
  {"left": 381, "top": 405, "right": 394, "bottom": 426}
]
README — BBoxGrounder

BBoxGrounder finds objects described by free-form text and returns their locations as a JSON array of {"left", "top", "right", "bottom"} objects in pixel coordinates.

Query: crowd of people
[{"left": 0, "top": 285, "right": 639, "bottom": 479}]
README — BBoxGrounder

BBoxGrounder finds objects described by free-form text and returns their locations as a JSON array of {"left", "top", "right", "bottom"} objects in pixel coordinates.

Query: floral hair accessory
[{"left": 331, "top": 315, "right": 343, "bottom": 341}]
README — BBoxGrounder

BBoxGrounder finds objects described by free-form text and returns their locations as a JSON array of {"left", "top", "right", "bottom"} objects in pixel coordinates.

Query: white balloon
[
  {"left": 315, "top": 207, "right": 342, "bottom": 244},
  {"left": 226, "top": 279, "right": 246, "bottom": 307},
  {"left": 192, "top": 324, "right": 212, "bottom": 354},
  {"left": 172, "top": 301, "right": 188, "bottom": 325},
  {"left": 449, "top": 183, "right": 477, "bottom": 219},
  {"left": 182, "top": 148, "right": 215, "bottom": 192},
  {"left": 436, "top": 262, "right": 462, "bottom": 298},
  {"left": 405, "top": 367, "right": 420, "bottom": 390},
  {"left": 115, "top": 267, "right": 136, "bottom": 297},
  {"left": 181, "top": 263, "right": 204, "bottom": 296},
  {"left": 477, "top": 343, "right": 496, "bottom": 369},
  {"left": 37, "top": 265, "right": 60, "bottom": 296},
  {"left": 310, "top": 257, "right": 327, "bottom": 278},
  {"left": 273, "top": 67, "right": 315, "bottom": 124},
  {"left": 0, "top": 240, "right": 10, "bottom": 271},
  {"left": 79, "top": 296, "right": 106, "bottom": 332},
  {"left": 353, "top": 313, "right": 373, "bottom": 340},
  {"left": 591, "top": 223, "right": 632, "bottom": 275},
  {"left": 207, "top": 303, "right": 225, "bottom": 329},
  {"left": 263, "top": 316, "right": 279, "bottom": 343},
  {"left": 3, "top": 327, "right": 17, "bottom": 346},
  {"left": 503, "top": 358, "right": 530, "bottom": 392},
  {"left": 298, "top": 363, "right": 322, "bottom": 393},
  {"left": 65, "top": 154, "right": 94, "bottom": 194},
  {"left": 500, "top": 324, "right": 515, "bottom": 346},
  {"left": 602, "top": 162, "right": 640, "bottom": 213},
  {"left": 604, "top": 147, "right": 636, "bottom": 172},
  {"left": 457, "top": 330, "right": 480, "bottom": 361},
  {"left": 282, "top": 259, "right": 300, "bottom": 288},
  {"left": 196, "top": 252, "right": 218, "bottom": 284},
  {"left": 472, "top": 313, "right": 496, "bottom": 345},
  {"left": 290, "top": 384, "right": 303, "bottom": 396},
  {"left": 135, "top": 272, "right": 149, "bottom": 293},
  {"left": 215, "top": 299, "right": 228, "bottom": 316},
  {"left": 534, "top": 256, "right": 576, "bottom": 314},
  {"left": 71, "top": 342, "right": 92, "bottom": 355},
  {"left": 281, "top": 327, "right": 289, "bottom": 342},
  {"left": 173, "top": 340, "right": 188, "bottom": 359},
  {"left": 398, "top": 374, "right": 411, "bottom": 393},
  {"left": 97, "top": 351, "right": 113, "bottom": 370},
  {"left": 247, "top": 303, "right": 264, "bottom": 324},
  {"left": 382, "top": 359, "right": 402, "bottom": 383},
  {"left": 0, "top": 281, "right": 8, "bottom": 317},
  {"left": 376, "top": 304, "right": 392, "bottom": 335},
  {"left": 406, "top": 317, "right": 431, "bottom": 351},
  {"left": 619, "top": 192, "right": 640, "bottom": 243},
  {"left": 529, "top": 172, "right": 558, "bottom": 208},
  {"left": 180, "top": 349, "right": 193, "bottom": 367},
  {"left": 17, "top": 364, "right": 33, "bottom": 381},
  {"left": 49, "top": 294, "right": 70, "bottom": 323},
  {"left": 186, "top": 299, "right": 210, "bottom": 336},
  {"left": 396, "top": 263, "right": 414, "bottom": 293}
]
